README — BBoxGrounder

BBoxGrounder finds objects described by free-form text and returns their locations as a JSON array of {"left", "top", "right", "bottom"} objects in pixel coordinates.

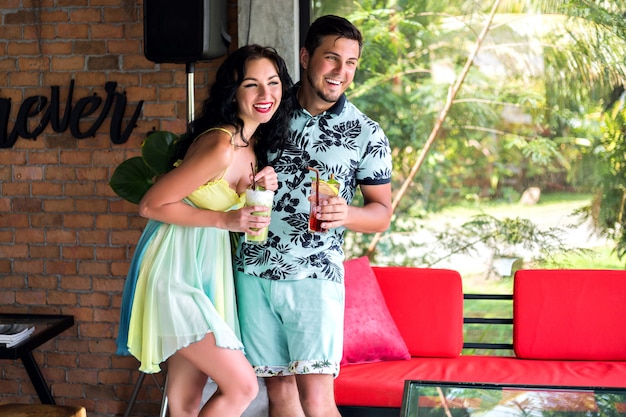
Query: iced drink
[
  {"left": 244, "top": 188, "right": 274, "bottom": 244},
  {"left": 308, "top": 176, "right": 340, "bottom": 233}
]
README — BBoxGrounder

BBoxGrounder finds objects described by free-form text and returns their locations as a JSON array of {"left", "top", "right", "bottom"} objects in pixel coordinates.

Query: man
[{"left": 235, "top": 15, "right": 393, "bottom": 417}]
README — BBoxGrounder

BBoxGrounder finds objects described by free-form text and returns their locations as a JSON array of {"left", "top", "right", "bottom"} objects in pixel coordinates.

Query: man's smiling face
[{"left": 301, "top": 35, "right": 360, "bottom": 105}]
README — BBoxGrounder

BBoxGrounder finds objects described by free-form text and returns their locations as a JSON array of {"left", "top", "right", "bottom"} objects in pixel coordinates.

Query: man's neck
[{"left": 297, "top": 83, "right": 334, "bottom": 117}]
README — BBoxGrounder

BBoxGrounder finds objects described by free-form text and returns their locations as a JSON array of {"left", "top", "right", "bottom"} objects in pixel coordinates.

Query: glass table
[
  {"left": 0, "top": 313, "right": 74, "bottom": 404},
  {"left": 401, "top": 380, "right": 626, "bottom": 417}
]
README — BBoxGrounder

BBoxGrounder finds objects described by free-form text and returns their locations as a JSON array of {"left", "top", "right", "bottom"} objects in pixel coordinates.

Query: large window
[{"left": 303, "top": 0, "right": 626, "bottom": 277}]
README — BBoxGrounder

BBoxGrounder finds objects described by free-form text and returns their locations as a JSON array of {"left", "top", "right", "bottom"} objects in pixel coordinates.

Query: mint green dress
[{"left": 119, "top": 174, "right": 246, "bottom": 374}]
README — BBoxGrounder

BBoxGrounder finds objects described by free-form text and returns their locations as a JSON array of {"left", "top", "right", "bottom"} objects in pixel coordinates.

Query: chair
[{"left": 0, "top": 404, "right": 86, "bottom": 417}]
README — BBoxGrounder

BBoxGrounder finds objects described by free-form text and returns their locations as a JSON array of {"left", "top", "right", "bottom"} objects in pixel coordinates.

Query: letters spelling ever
[{"left": 0, "top": 80, "right": 144, "bottom": 149}]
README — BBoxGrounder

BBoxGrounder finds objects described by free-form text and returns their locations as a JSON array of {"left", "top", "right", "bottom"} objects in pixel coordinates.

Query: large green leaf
[
  {"left": 142, "top": 131, "right": 179, "bottom": 175},
  {"left": 109, "top": 131, "right": 180, "bottom": 204},
  {"left": 109, "top": 156, "right": 156, "bottom": 204}
]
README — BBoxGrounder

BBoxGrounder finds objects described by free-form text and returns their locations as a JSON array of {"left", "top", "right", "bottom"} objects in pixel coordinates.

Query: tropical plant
[
  {"left": 579, "top": 95, "right": 626, "bottom": 260},
  {"left": 109, "top": 130, "right": 179, "bottom": 204}
]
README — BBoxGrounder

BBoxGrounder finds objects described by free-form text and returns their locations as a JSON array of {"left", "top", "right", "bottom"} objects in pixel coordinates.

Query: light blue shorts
[{"left": 235, "top": 272, "right": 345, "bottom": 377}]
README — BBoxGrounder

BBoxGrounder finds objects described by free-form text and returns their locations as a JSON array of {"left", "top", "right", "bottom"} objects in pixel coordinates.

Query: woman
[{"left": 116, "top": 45, "right": 293, "bottom": 417}]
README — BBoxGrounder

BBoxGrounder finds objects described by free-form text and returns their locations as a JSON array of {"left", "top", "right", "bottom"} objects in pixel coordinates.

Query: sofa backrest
[
  {"left": 514, "top": 269, "right": 626, "bottom": 360},
  {"left": 372, "top": 266, "right": 464, "bottom": 358}
]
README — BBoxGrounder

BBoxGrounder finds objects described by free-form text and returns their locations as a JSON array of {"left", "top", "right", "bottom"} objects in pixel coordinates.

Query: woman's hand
[
  {"left": 252, "top": 166, "right": 278, "bottom": 191},
  {"left": 221, "top": 205, "right": 271, "bottom": 234}
]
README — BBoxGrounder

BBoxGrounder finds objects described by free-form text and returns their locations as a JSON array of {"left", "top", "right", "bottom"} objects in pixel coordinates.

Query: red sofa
[{"left": 335, "top": 264, "right": 626, "bottom": 416}]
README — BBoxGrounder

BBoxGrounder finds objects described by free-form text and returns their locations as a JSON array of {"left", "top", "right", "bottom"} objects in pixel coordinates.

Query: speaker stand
[
  {"left": 186, "top": 62, "right": 195, "bottom": 127},
  {"left": 124, "top": 372, "right": 168, "bottom": 417}
]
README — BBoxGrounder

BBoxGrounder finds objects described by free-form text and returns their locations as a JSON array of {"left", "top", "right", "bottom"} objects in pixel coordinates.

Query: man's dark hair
[{"left": 303, "top": 15, "right": 363, "bottom": 57}]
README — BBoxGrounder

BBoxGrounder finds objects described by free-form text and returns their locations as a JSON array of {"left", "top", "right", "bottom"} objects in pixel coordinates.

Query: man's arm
[{"left": 320, "top": 183, "right": 392, "bottom": 233}]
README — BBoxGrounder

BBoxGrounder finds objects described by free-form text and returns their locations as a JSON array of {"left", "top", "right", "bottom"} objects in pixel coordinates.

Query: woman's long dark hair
[{"left": 171, "top": 44, "right": 294, "bottom": 168}]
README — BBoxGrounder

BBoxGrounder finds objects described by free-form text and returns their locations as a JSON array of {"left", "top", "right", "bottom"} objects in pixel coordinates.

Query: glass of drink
[
  {"left": 244, "top": 188, "right": 274, "bottom": 245},
  {"left": 307, "top": 168, "right": 340, "bottom": 233}
]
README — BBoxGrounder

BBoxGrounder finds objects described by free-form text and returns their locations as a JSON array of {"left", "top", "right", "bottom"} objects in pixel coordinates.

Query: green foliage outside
[{"left": 313, "top": 0, "right": 626, "bottom": 269}]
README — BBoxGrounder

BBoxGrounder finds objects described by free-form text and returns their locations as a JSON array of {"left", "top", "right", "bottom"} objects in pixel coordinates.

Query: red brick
[
  {"left": 27, "top": 274, "right": 58, "bottom": 289},
  {"left": 93, "top": 276, "right": 124, "bottom": 292},
  {"left": 48, "top": 352, "right": 79, "bottom": 368},
  {"left": 4, "top": 9, "right": 38, "bottom": 24},
  {"left": 65, "top": 214, "right": 95, "bottom": 228},
  {"left": 32, "top": 182, "right": 64, "bottom": 196},
  {"left": 31, "top": 213, "right": 63, "bottom": 227},
  {"left": 60, "top": 275, "right": 91, "bottom": 291},
  {"left": 78, "top": 261, "right": 110, "bottom": 276},
  {"left": 61, "top": 150, "right": 92, "bottom": 164},
  {"left": 91, "top": 23, "right": 125, "bottom": 39},
  {"left": 0, "top": 243, "right": 28, "bottom": 258},
  {"left": 13, "top": 259, "right": 44, "bottom": 274},
  {"left": 0, "top": 259, "right": 12, "bottom": 274},
  {"left": 77, "top": 230, "right": 108, "bottom": 244},
  {"left": 95, "top": 246, "right": 125, "bottom": 261},
  {"left": 69, "top": 8, "right": 102, "bottom": 23},
  {"left": 75, "top": 167, "right": 107, "bottom": 182},
  {"left": 9, "top": 71, "right": 40, "bottom": 86},
  {"left": 12, "top": 197, "right": 43, "bottom": 212},
  {"left": 107, "top": 39, "right": 141, "bottom": 54},
  {"left": 15, "top": 289, "right": 47, "bottom": 305},
  {"left": 0, "top": 290, "right": 16, "bottom": 304},
  {"left": 44, "top": 198, "right": 76, "bottom": 212},
  {"left": 51, "top": 56, "right": 86, "bottom": 71},
  {"left": 46, "top": 166, "right": 77, "bottom": 181},
  {"left": 110, "top": 230, "right": 141, "bottom": 245},
  {"left": 0, "top": 213, "right": 29, "bottom": 227},
  {"left": 29, "top": 245, "right": 62, "bottom": 260},
  {"left": 23, "top": 24, "right": 56, "bottom": 40},
  {"left": 2, "top": 182, "right": 30, "bottom": 196},
  {"left": 80, "top": 292, "right": 112, "bottom": 308},
  {"left": 46, "top": 260, "right": 77, "bottom": 275},
  {"left": 80, "top": 353, "right": 113, "bottom": 369},
  {"left": 75, "top": 198, "right": 108, "bottom": 212},
  {"left": 63, "top": 245, "right": 94, "bottom": 260},
  {"left": 13, "top": 165, "right": 43, "bottom": 181},
  {"left": 40, "top": 9, "right": 69, "bottom": 23},
  {"left": 56, "top": 23, "right": 90, "bottom": 38},
  {"left": 19, "top": 57, "right": 50, "bottom": 71},
  {"left": 50, "top": 382, "right": 84, "bottom": 398},
  {"left": 47, "top": 290, "right": 78, "bottom": 305},
  {"left": 16, "top": 229, "right": 44, "bottom": 243},
  {"left": 9, "top": 42, "right": 41, "bottom": 56},
  {"left": 110, "top": 261, "right": 130, "bottom": 276},
  {"left": 40, "top": 39, "right": 73, "bottom": 54}
]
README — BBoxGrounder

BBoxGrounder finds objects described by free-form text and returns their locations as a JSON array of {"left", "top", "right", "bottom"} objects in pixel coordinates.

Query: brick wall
[{"left": 0, "top": 1, "right": 239, "bottom": 415}]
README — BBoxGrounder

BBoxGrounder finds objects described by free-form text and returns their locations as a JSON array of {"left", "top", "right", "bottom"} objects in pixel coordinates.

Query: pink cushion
[
  {"left": 373, "top": 266, "right": 463, "bottom": 357},
  {"left": 514, "top": 269, "right": 626, "bottom": 360},
  {"left": 341, "top": 257, "right": 410, "bottom": 365}
]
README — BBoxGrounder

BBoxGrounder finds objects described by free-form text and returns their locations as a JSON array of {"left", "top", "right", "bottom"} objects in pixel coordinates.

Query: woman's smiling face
[{"left": 236, "top": 57, "right": 283, "bottom": 128}]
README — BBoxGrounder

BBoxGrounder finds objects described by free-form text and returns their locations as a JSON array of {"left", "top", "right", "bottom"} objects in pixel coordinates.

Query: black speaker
[{"left": 143, "top": 0, "right": 231, "bottom": 64}]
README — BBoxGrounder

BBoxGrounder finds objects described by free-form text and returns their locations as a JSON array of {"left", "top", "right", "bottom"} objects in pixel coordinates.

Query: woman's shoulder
[
  {"left": 194, "top": 126, "right": 235, "bottom": 142},
  {"left": 184, "top": 126, "right": 236, "bottom": 163}
]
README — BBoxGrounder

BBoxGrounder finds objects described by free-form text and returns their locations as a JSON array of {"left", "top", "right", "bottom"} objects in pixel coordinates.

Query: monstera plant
[{"left": 109, "top": 130, "right": 179, "bottom": 204}]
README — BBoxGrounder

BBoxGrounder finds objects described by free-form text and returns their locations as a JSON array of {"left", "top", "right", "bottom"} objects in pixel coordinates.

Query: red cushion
[
  {"left": 373, "top": 266, "right": 463, "bottom": 357},
  {"left": 335, "top": 356, "right": 626, "bottom": 408},
  {"left": 514, "top": 269, "right": 626, "bottom": 360},
  {"left": 341, "top": 257, "right": 410, "bottom": 365}
]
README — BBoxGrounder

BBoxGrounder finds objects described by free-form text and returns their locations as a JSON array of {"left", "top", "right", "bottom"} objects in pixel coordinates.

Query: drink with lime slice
[
  {"left": 308, "top": 174, "right": 340, "bottom": 233},
  {"left": 244, "top": 188, "right": 274, "bottom": 244}
]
